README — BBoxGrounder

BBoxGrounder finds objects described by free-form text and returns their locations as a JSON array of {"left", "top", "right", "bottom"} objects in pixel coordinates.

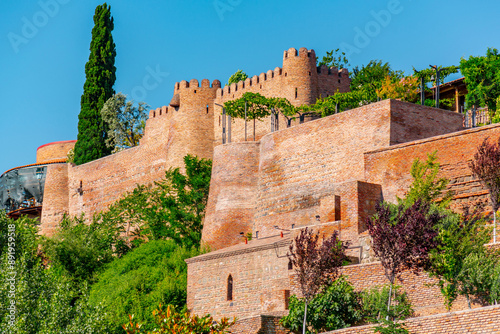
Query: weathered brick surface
[
  {"left": 202, "top": 142, "right": 260, "bottom": 249},
  {"left": 187, "top": 235, "right": 292, "bottom": 320},
  {"left": 364, "top": 123, "right": 500, "bottom": 214},
  {"left": 322, "top": 304, "right": 500, "bottom": 334},
  {"left": 231, "top": 313, "right": 290, "bottom": 334},
  {"left": 36, "top": 140, "right": 76, "bottom": 163},
  {"left": 213, "top": 47, "right": 350, "bottom": 146},
  {"left": 203, "top": 100, "right": 464, "bottom": 250},
  {"left": 40, "top": 163, "right": 69, "bottom": 236}
]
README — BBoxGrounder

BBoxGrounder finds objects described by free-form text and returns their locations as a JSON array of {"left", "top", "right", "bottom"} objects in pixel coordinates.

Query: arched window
[
  {"left": 227, "top": 275, "right": 233, "bottom": 301},
  {"left": 288, "top": 260, "right": 293, "bottom": 270}
]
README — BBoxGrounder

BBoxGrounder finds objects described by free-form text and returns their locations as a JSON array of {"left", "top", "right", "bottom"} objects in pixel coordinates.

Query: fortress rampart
[
  {"left": 213, "top": 47, "right": 351, "bottom": 145},
  {"left": 202, "top": 99, "right": 464, "bottom": 250},
  {"left": 34, "top": 47, "right": 354, "bottom": 233},
  {"left": 36, "top": 140, "right": 76, "bottom": 163}
]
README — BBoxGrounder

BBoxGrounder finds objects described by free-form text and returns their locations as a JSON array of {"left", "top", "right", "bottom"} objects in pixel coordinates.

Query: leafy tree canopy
[
  {"left": 427, "top": 206, "right": 498, "bottom": 309},
  {"left": 460, "top": 48, "right": 500, "bottom": 116},
  {"left": 104, "top": 154, "right": 212, "bottom": 248},
  {"left": 74, "top": 3, "right": 116, "bottom": 165},
  {"left": 0, "top": 213, "right": 111, "bottom": 334},
  {"left": 317, "top": 48, "right": 350, "bottom": 69},
  {"left": 223, "top": 92, "right": 296, "bottom": 120},
  {"left": 227, "top": 69, "right": 248, "bottom": 86},
  {"left": 42, "top": 214, "right": 128, "bottom": 283},
  {"left": 280, "top": 277, "right": 362, "bottom": 334},
  {"left": 101, "top": 93, "right": 149, "bottom": 152},
  {"left": 123, "top": 304, "right": 235, "bottom": 334},
  {"left": 400, "top": 151, "right": 451, "bottom": 208}
]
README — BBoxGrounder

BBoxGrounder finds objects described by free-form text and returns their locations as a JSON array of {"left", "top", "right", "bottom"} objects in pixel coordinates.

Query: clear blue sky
[{"left": 1, "top": 0, "right": 499, "bottom": 174}]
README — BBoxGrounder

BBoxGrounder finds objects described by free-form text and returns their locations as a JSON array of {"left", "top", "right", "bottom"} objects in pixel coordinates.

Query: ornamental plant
[
  {"left": 469, "top": 137, "right": 500, "bottom": 243},
  {"left": 288, "top": 228, "right": 348, "bottom": 334},
  {"left": 122, "top": 304, "right": 235, "bottom": 334},
  {"left": 366, "top": 199, "right": 443, "bottom": 316}
]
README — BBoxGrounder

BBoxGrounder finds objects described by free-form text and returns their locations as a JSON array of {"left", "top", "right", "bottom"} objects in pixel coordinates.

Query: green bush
[
  {"left": 361, "top": 285, "right": 414, "bottom": 323},
  {"left": 42, "top": 214, "right": 128, "bottom": 283},
  {"left": 88, "top": 239, "right": 200, "bottom": 333},
  {"left": 280, "top": 276, "right": 363, "bottom": 333}
]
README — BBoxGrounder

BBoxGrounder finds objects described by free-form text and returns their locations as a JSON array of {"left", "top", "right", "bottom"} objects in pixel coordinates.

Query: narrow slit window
[
  {"left": 295, "top": 88, "right": 298, "bottom": 99},
  {"left": 227, "top": 275, "right": 233, "bottom": 301},
  {"left": 288, "top": 260, "right": 293, "bottom": 270}
]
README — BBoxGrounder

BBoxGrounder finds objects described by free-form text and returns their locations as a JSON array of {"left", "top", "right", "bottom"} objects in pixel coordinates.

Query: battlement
[
  {"left": 317, "top": 65, "right": 349, "bottom": 77},
  {"left": 218, "top": 67, "right": 284, "bottom": 98},
  {"left": 215, "top": 47, "right": 350, "bottom": 107},
  {"left": 283, "top": 47, "right": 315, "bottom": 59},
  {"left": 174, "top": 79, "right": 221, "bottom": 91},
  {"left": 148, "top": 106, "right": 169, "bottom": 119}
]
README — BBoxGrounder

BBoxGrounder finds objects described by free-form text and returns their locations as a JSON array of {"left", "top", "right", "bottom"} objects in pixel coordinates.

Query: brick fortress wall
[
  {"left": 36, "top": 140, "right": 76, "bottom": 163},
  {"left": 213, "top": 47, "right": 350, "bottom": 146},
  {"left": 40, "top": 80, "right": 220, "bottom": 233},
  {"left": 202, "top": 100, "right": 464, "bottom": 250},
  {"left": 365, "top": 123, "right": 500, "bottom": 213},
  {"left": 40, "top": 46, "right": 348, "bottom": 233}
]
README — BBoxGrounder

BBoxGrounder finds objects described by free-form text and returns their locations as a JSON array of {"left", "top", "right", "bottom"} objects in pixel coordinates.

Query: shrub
[
  {"left": 280, "top": 276, "right": 363, "bottom": 333},
  {"left": 361, "top": 285, "right": 414, "bottom": 323},
  {"left": 122, "top": 304, "right": 235, "bottom": 334},
  {"left": 88, "top": 240, "right": 200, "bottom": 333}
]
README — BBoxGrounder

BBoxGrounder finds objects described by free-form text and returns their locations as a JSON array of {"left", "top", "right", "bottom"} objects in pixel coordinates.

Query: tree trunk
[
  {"left": 302, "top": 301, "right": 308, "bottom": 334},
  {"left": 494, "top": 210, "right": 497, "bottom": 243},
  {"left": 386, "top": 276, "right": 394, "bottom": 320},
  {"left": 466, "top": 294, "right": 471, "bottom": 309}
]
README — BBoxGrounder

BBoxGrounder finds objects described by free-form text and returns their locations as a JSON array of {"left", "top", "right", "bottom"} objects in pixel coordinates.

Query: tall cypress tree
[{"left": 74, "top": 3, "right": 116, "bottom": 165}]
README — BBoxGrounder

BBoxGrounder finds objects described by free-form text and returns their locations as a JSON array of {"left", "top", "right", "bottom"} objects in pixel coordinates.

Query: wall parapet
[{"left": 322, "top": 304, "right": 500, "bottom": 334}]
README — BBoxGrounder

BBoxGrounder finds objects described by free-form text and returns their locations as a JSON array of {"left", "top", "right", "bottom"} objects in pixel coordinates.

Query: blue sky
[{"left": 1, "top": 0, "right": 499, "bottom": 174}]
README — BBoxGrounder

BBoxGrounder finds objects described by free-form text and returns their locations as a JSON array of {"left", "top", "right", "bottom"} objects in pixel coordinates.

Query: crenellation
[{"left": 189, "top": 78, "right": 199, "bottom": 87}]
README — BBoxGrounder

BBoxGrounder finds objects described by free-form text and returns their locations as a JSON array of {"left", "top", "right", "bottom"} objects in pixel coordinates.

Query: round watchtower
[{"left": 282, "top": 47, "right": 319, "bottom": 106}]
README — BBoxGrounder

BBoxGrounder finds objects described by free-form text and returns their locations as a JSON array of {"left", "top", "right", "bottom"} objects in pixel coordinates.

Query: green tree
[
  {"left": 427, "top": 206, "right": 495, "bottom": 309},
  {"left": 317, "top": 48, "right": 350, "bottom": 69},
  {"left": 361, "top": 285, "right": 414, "bottom": 323},
  {"left": 42, "top": 214, "right": 128, "bottom": 283},
  {"left": 74, "top": 3, "right": 117, "bottom": 165},
  {"left": 0, "top": 213, "right": 111, "bottom": 334},
  {"left": 104, "top": 154, "right": 212, "bottom": 248},
  {"left": 101, "top": 93, "right": 149, "bottom": 152},
  {"left": 288, "top": 228, "right": 348, "bottom": 334},
  {"left": 350, "top": 60, "right": 402, "bottom": 98},
  {"left": 88, "top": 240, "right": 200, "bottom": 334},
  {"left": 280, "top": 277, "right": 362, "bottom": 334},
  {"left": 227, "top": 69, "right": 248, "bottom": 85},
  {"left": 460, "top": 48, "right": 500, "bottom": 118},
  {"left": 400, "top": 151, "right": 451, "bottom": 208}
]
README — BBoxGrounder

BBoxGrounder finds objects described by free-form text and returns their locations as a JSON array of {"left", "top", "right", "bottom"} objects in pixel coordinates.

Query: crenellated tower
[{"left": 282, "top": 47, "right": 319, "bottom": 106}]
